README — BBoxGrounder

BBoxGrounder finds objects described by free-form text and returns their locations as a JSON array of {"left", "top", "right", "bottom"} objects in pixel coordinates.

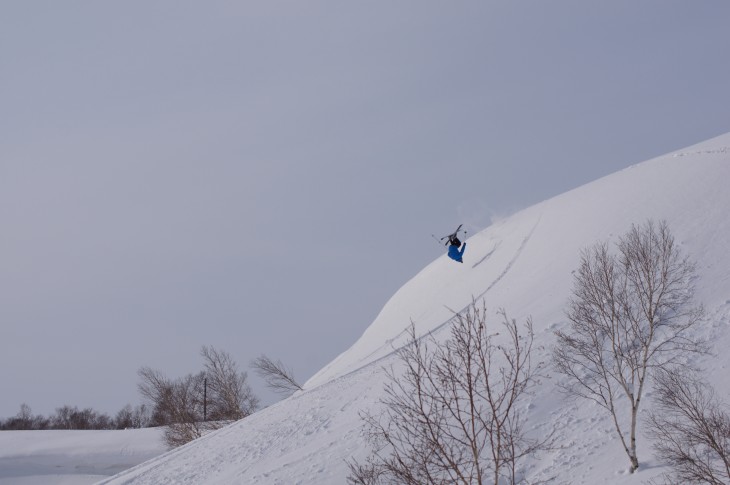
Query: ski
[{"left": 440, "top": 224, "right": 466, "bottom": 245}]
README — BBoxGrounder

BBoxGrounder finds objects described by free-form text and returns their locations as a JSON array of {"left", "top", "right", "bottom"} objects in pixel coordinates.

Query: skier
[{"left": 447, "top": 235, "right": 467, "bottom": 263}]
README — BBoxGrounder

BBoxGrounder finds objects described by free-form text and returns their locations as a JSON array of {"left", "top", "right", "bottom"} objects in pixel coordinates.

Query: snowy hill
[{"left": 100, "top": 133, "right": 730, "bottom": 484}]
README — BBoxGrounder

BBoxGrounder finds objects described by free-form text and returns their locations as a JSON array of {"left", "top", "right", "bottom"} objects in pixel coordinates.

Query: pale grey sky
[{"left": 2, "top": 1, "right": 730, "bottom": 417}]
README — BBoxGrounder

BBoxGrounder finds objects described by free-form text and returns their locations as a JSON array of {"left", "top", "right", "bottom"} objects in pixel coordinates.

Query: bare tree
[
  {"left": 138, "top": 366, "right": 175, "bottom": 425},
  {"left": 132, "top": 403, "right": 152, "bottom": 429},
  {"left": 52, "top": 405, "right": 75, "bottom": 430},
  {"left": 116, "top": 404, "right": 135, "bottom": 429},
  {"left": 553, "top": 219, "right": 705, "bottom": 472},
  {"left": 646, "top": 367, "right": 730, "bottom": 485},
  {"left": 166, "top": 372, "right": 208, "bottom": 447},
  {"left": 202, "top": 345, "right": 259, "bottom": 419},
  {"left": 251, "top": 354, "right": 303, "bottom": 396},
  {"left": 0, "top": 403, "right": 35, "bottom": 430},
  {"left": 31, "top": 413, "right": 49, "bottom": 430},
  {"left": 138, "top": 346, "right": 259, "bottom": 448},
  {"left": 138, "top": 366, "right": 208, "bottom": 447},
  {"left": 17, "top": 403, "right": 33, "bottom": 429},
  {"left": 115, "top": 403, "right": 151, "bottom": 429},
  {"left": 349, "top": 300, "right": 553, "bottom": 485}
]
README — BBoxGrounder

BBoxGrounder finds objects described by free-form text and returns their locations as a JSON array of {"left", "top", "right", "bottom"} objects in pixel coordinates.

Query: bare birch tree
[
  {"left": 138, "top": 346, "right": 258, "bottom": 447},
  {"left": 202, "top": 345, "right": 259, "bottom": 420},
  {"left": 349, "top": 300, "right": 553, "bottom": 485},
  {"left": 646, "top": 367, "right": 730, "bottom": 485},
  {"left": 553, "top": 219, "right": 705, "bottom": 472},
  {"left": 251, "top": 354, "right": 303, "bottom": 396},
  {"left": 138, "top": 367, "right": 207, "bottom": 447}
]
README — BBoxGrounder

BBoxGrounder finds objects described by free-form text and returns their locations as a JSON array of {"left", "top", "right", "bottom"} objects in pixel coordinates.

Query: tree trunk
[{"left": 629, "top": 404, "right": 639, "bottom": 472}]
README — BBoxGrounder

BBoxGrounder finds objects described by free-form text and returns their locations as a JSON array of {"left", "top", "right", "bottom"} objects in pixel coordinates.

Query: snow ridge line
[
  {"left": 308, "top": 215, "right": 542, "bottom": 395},
  {"left": 671, "top": 146, "right": 729, "bottom": 158}
]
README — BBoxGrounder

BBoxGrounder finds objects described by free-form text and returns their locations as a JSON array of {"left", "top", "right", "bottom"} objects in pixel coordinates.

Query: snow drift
[{"left": 100, "top": 133, "right": 730, "bottom": 484}]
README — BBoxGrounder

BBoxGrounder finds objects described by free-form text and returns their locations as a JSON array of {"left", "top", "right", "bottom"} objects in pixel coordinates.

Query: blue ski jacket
[{"left": 448, "top": 242, "right": 466, "bottom": 263}]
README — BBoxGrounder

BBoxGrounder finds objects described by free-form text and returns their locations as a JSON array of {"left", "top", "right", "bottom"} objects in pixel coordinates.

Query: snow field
[{"left": 0, "top": 427, "right": 165, "bottom": 485}]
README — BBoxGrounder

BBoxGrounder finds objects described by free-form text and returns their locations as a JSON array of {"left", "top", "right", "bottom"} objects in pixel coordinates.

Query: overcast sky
[{"left": 2, "top": 1, "right": 730, "bottom": 418}]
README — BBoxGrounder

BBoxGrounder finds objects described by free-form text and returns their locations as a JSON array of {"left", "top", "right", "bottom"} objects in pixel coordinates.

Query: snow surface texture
[
  {"left": 0, "top": 428, "right": 165, "bottom": 485},
  {"left": 100, "top": 133, "right": 730, "bottom": 484}
]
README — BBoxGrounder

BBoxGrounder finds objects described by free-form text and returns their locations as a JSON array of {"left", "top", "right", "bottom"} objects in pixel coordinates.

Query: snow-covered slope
[{"left": 100, "top": 133, "right": 730, "bottom": 484}]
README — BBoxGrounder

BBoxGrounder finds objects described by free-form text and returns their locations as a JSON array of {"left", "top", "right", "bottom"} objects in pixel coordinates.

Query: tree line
[
  {"left": 2, "top": 347, "right": 302, "bottom": 449},
  {"left": 0, "top": 402, "right": 152, "bottom": 431}
]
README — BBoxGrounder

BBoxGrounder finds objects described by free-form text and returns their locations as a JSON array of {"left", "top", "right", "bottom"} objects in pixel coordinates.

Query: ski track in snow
[
  {"left": 472, "top": 215, "right": 541, "bottom": 302},
  {"left": 471, "top": 240, "right": 501, "bottom": 269},
  {"left": 310, "top": 215, "right": 542, "bottom": 395}
]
